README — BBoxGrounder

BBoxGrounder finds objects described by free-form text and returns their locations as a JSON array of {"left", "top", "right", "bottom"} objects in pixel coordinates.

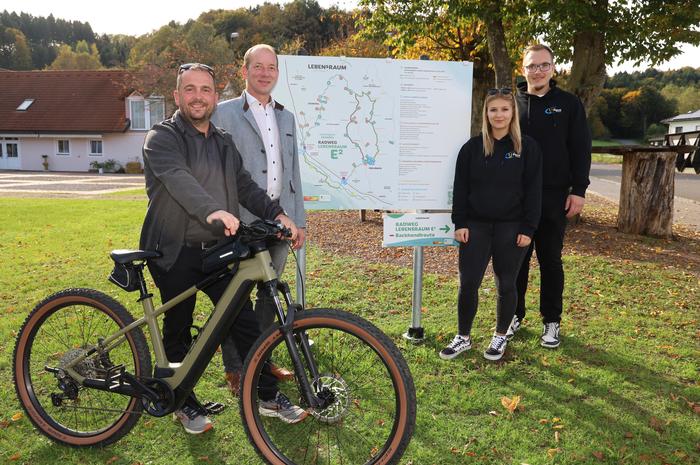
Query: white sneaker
[
  {"left": 541, "top": 322, "right": 561, "bottom": 348},
  {"left": 505, "top": 315, "right": 522, "bottom": 340},
  {"left": 173, "top": 405, "right": 213, "bottom": 434},
  {"left": 484, "top": 334, "right": 508, "bottom": 361},
  {"left": 439, "top": 334, "right": 472, "bottom": 360},
  {"left": 259, "top": 392, "right": 308, "bottom": 424}
]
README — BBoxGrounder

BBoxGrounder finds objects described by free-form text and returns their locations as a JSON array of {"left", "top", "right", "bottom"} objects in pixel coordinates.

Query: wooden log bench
[{"left": 591, "top": 145, "right": 695, "bottom": 238}]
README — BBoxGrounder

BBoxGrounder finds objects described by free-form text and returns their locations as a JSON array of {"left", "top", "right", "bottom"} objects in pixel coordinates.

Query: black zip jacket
[
  {"left": 452, "top": 134, "right": 543, "bottom": 237},
  {"left": 516, "top": 80, "right": 591, "bottom": 197}
]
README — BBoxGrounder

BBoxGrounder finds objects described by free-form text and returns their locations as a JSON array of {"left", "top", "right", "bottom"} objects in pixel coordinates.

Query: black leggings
[{"left": 457, "top": 221, "right": 527, "bottom": 335}]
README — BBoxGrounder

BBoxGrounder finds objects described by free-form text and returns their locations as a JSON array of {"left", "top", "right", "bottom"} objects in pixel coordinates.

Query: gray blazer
[{"left": 212, "top": 92, "right": 305, "bottom": 228}]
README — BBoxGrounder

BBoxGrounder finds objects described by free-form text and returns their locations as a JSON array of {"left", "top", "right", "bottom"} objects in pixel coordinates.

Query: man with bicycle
[
  {"left": 140, "top": 63, "right": 308, "bottom": 434},
  {"left": 212, "top": 44, "right": 306, "bottom": 396}
]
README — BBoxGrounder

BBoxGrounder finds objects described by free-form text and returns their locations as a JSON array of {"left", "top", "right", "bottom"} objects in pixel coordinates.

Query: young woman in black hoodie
[{"left": 440, "top": 88, "right": 542, "bottom": 361}]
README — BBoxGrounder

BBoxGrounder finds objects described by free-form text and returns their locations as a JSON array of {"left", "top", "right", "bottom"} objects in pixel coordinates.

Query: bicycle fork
[{"left": 264, "top": 280, "right": 327, "bottom": 410}]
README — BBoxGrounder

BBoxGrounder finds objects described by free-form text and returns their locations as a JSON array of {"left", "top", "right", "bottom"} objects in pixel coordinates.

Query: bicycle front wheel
[
  {"left": 13, "top": 288, "right": 151, "bottom": 447},
  {"left": 241, "top": 309, "right": 416, "bottom": 465}
]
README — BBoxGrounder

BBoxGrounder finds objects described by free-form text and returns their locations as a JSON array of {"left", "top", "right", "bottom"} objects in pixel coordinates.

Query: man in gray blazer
[{"left": 212, "top": 44, "right": 306, "bottom": 394}]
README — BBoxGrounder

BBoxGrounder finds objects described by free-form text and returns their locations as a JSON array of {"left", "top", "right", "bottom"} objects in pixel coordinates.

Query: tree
[
  {"left": 127, "top": 21, "right": 236, "bottom": 104},
  {"left": 661, "top": 83, "right": 700, "bottom": 114},
  {"left": 48, "top": 40, "right": 102, "bottom": 70},
  {"left": 533, "top": 0, "right": 700, "bottom": 113},
  {"left": 620, "top": 86, "right": 676, "bottom": 137},
  {"left": 0, "top": 27, "right": 32, "bottom": 69}
]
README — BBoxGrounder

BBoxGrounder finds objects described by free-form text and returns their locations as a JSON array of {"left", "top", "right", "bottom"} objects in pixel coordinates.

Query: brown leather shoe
[
  {"left": 269, "top": 363, "right": 294, "bottom": 381},
  {"left": 225, "top": 371, "right": 240, "bottom": 396}
]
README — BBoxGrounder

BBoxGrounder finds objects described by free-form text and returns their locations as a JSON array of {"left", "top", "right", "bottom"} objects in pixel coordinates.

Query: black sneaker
[
  {"left": 505, "top": 315, "right": 522, "bottom": 340},
  {"left": 540, "top": 322, "right": 560, "bottom": 348},
  {"left": 484, "top": 334, "right": 508, "bottom": 361},
  {"left": 439, "top": 334, "right": 472, "bottom": 360}
]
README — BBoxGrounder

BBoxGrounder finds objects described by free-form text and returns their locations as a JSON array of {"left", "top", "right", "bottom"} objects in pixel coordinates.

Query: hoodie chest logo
[
  {"left": 504, "top": 151, "right": 521, "bottom": 159},
  {"left": 545, "top": 107, "right": 562, "bottom": 115}
]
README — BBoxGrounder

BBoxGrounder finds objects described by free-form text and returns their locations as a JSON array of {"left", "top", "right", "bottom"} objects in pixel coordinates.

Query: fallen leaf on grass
[
  {"left": 197, "top": 457, "right": 209, "bottom": 462},
  {"left": 11, "top": 412, "right": 22, "bottom": 422},
  {"left": 649, "top": 416, "right": 665, "bottom": 432},
  {"left": 488, "top": 410, "right": 500, "bottom": 416},
  {"left": 501, "top": 396, "right": 521, "bottom": 414},
  {"left": 592, "top": 451, "right": 605, "bottom": 460},
  {"left": 9, "top": 453, "right": 20, "bottom": 461},
  {"left": 538, "top": 418, "right": 548, "bottom": 424},
  {"left": 106, "top": 457, "right": 119, "bottom": 465},
  {"left": 552, "top": 424, "right": 565, "bottom": 430},
  {"left": 555, "top": 431, "right": 560, "bottom": 443},
  {"left": 547, "top": 448, "right": 560, "bottom": 458},
  {"left": 0, "top": 420, "right": 9, "bottom": 429},
  {"left": 624, "top": 432, "right": 634, "bottom": 439}
]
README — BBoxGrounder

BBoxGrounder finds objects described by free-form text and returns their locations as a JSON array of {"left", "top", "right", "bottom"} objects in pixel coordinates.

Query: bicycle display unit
[{"left": 13, "top": 220, "right": 416, "bottom": 465}]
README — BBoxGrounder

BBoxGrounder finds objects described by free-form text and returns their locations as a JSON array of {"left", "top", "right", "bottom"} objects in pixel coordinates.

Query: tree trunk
[
  {"left": 568, "top": 29, "right": 607, "bottom": 115},
  {"left": 617, "top": 151, "right": 676, "bottom": 238},
  {"left": 470, "top": 60, "right": 495, "bottom": 136},
  {"left": 483, "top": 4, "right": 512, "bottom": 88}
]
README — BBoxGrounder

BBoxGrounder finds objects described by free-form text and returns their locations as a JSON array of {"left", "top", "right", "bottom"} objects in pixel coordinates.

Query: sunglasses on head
[
  {"left": 487, "top": 87, "right": 512, "bottom": 96},
  {"left": 178, "top": 63, "right": 215, "bottom": 78}
]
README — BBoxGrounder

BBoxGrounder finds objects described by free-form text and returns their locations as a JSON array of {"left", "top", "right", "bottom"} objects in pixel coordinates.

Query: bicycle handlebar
[{"left": 210, "top": 219, "right": 292, "bottom": 243}]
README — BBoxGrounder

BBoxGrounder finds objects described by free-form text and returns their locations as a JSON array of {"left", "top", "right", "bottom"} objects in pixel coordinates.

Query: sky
[{"left": 6, "top": 0, "right": 699, "bottom": 74}]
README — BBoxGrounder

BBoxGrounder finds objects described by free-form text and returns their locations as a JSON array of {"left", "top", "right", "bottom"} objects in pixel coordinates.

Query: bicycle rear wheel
[
  {"left": 241, "top": 309, "right": 416, "bottom": 465},
  {"left": 13, "top": 288, "right": 151, "bottom": 447}
]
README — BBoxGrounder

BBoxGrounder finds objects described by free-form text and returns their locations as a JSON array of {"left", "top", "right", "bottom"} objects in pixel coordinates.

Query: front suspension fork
[{"left": 265, "top": 280, "right": 324, "bottom": 408}]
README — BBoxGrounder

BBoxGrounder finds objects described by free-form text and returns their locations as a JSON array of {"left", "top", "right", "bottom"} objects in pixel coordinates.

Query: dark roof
[{"left": 0, "top": 70, "right": 132, "bottom": 133}]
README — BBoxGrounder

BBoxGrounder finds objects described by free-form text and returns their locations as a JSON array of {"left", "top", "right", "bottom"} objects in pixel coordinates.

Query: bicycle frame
[{"left": 60, "top": 245, "right": 320, "bottom": 413}]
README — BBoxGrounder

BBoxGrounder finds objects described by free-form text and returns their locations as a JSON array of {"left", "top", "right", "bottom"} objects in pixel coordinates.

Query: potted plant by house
[
  {"left": 90, "top": 160, "right": 104, "bottom": 174},
  {"left": 41, "top": 155, "right": 49, "bottom": 171},
  {"left": 102, "top": 159, "right": 120, "bottom": 173}
]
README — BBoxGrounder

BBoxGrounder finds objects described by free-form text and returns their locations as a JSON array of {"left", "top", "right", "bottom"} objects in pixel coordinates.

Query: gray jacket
[
  {"left": 212, "top": 92, "right": 305, "bottom": 228},
  {"left": 140, "top": 111, "right": 283, "bottom": 271}
]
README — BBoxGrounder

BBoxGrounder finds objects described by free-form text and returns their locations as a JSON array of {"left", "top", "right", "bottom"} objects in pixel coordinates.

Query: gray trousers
[{"left": 221, "top": 242, "right": 289, "bottom": 372}]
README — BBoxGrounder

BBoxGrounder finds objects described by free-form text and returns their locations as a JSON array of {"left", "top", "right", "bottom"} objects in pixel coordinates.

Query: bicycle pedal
[{"left": 202, "top": 401, "right": 226, "bottom": 415}]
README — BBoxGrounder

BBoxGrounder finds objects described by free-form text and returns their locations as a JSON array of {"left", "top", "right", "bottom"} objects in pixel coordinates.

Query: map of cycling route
[{"left": 288, "top": 68, "right": 395, "bottom": 207}]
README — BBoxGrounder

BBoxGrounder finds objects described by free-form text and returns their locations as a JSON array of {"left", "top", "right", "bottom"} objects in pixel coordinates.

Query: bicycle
[{"left": 13, "top": 220, "right": 416, "bottom": 465}]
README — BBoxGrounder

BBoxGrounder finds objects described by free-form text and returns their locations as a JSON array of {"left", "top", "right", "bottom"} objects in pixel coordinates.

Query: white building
[
  {"left": 662, "top": 109, "right": 700, "bottom": 134},
  {"left": 0, "top": 70, "right": 164, "bottom": 172}
]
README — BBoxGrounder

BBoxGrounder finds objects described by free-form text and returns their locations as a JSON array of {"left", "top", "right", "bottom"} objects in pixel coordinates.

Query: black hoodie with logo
[
  {"left": 452, "top": 134, "right": 543, "bottom": 237},
  {"left": 516, "top": 80, "right": 591, "bottom": 200}
]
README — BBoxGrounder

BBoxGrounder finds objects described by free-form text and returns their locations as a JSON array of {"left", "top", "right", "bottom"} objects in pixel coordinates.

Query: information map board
[{"left": 276, "top": 56, "right": 473, "bottom": 211}]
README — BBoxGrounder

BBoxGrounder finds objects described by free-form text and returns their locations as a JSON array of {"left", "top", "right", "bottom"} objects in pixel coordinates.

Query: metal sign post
[{"left": 403, "top": 210, "right": 426, "bottom": 343}]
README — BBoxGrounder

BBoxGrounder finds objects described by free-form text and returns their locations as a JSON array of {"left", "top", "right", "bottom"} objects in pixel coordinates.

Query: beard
[{"left": 180, "top": 101, "right": 215, "bottom": 126}]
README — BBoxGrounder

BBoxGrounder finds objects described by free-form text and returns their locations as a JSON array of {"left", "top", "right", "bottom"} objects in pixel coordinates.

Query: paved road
[
  {"left": 0, "top": 171, "right": 144, "bottom": 195},
  {"left": 588, "top": 163, "right": 700, "bottom": 231},
  {"left": 590, "top": 163, "right": 700, "bottom": 202}
]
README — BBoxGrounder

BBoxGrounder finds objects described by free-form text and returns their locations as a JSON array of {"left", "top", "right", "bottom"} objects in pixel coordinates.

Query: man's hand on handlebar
[
  {"left": 274, "top": 214, "right": 301, "bottom": 248},
  {"left": 206, "top": 210, "right": 240, "bottom": 236}
]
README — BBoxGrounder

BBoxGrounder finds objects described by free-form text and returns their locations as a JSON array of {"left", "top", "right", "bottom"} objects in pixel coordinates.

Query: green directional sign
[{"left": 383, "top": 213, "right": 458, "bottom": 247}]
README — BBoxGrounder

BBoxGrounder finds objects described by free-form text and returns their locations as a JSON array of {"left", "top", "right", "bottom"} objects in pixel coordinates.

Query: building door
[{"left": 0, "top": 138, "right": 21, "bottom": 170}]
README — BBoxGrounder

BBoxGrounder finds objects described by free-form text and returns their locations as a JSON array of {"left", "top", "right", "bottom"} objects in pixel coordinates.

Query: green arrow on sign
[{"left": 440, "top": 225, "right": 451, "bottom": 233}]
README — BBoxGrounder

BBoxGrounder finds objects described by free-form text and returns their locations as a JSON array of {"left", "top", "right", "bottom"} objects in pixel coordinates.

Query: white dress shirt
[{"left": 245, "top": 91, "right": 283, "bottom": 200}]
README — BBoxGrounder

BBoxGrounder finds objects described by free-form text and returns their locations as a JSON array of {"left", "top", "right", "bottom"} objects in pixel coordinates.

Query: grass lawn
[
  {"left": 0, "top": 197, "right": 698, "bottom": 465},
  {"left": 591, "top": 140, "right": 623, "bottom": 164}
]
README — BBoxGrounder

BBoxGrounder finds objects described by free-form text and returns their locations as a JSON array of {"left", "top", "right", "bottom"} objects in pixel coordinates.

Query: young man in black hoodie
[{"left": 509, "top": 44, "right": 592, "bottom": 348}]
